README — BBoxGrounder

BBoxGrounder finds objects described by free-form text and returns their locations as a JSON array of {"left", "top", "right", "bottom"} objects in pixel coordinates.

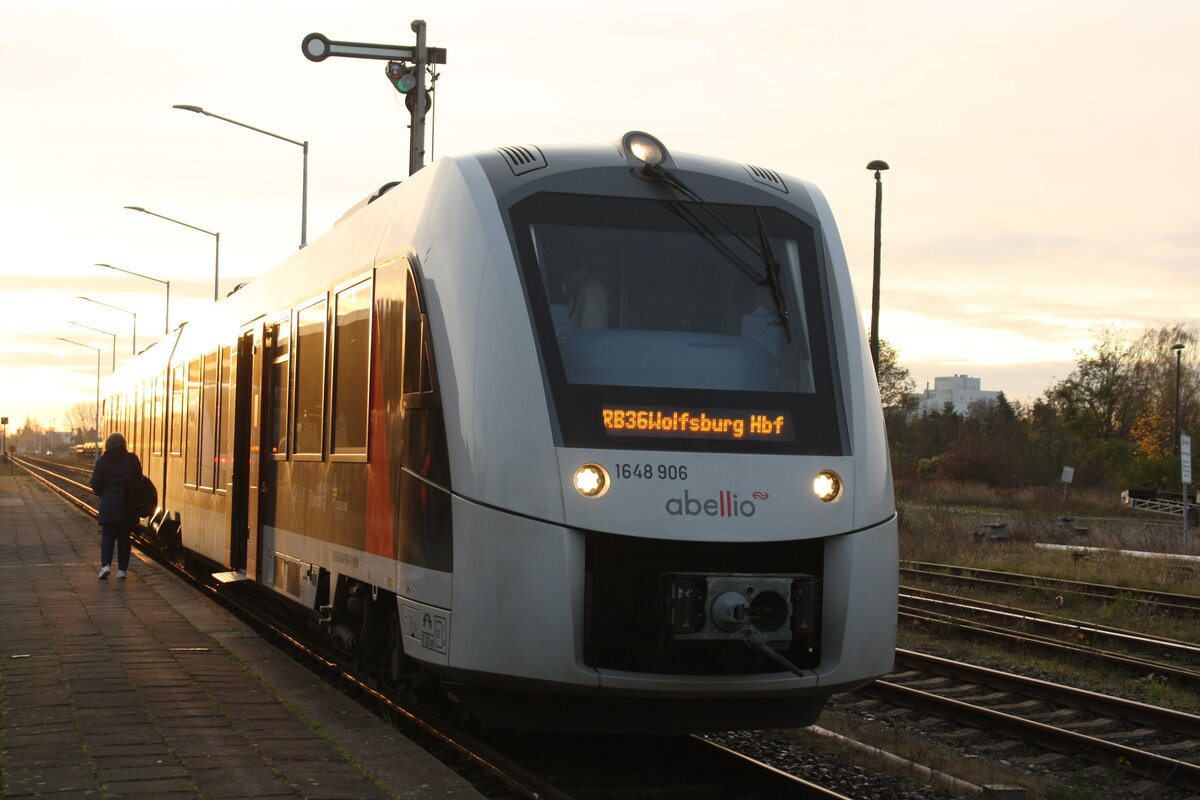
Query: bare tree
[{"left": 63, "top": 401, "right": 98, "bottom": 441}]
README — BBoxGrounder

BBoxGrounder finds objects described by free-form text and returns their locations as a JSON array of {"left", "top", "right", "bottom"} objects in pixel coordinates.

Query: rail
[
  {"left": 872, "top": 649, "right": 1200, "bottom": 792},
  {"left": 12, "top": 461, "right": 867, "bottom": 799}
]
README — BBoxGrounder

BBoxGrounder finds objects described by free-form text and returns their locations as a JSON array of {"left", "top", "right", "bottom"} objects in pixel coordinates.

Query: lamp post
[
  {"left": 1173, "top": 343, "right": 1185, "bottom": 454},
  {"left": 1174, "top": 343, "right": 1191, "bottom": 554},
  {"left": 68, "top": 321, "right": 117, "bottom": 371},
  {"left": 96, "top": 263, "right": 171, "bottom": 335},
  {"left": 77, "top": 296, "right": 136, "bottom": 355},
  {"left": 125, "top": 206, "right": 221, "bottom": 302},
  {"left": 57, "top": 337, "right": 101, "bottom": 458},
  {"left": 866, "top": 159, "right": 890, "bottom": 376},
  {"left": 173, "top": 104, "right": 309, "bottom": 248}
]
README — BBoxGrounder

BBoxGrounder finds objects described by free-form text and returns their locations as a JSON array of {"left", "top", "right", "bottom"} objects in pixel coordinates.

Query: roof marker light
[{"left": 620, "top": 131, "right": 670, "bottom": 170}]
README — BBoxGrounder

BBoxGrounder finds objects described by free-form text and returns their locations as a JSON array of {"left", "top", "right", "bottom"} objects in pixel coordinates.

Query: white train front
[{"left": 106, "top": 132, "right": 898, "bottom": 732}]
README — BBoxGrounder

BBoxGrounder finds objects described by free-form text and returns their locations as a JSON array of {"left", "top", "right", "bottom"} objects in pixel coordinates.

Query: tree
[
  {"left": 876, "top": 339, "right": 916, "bottom": 409},
  {"left": 64, "top": 401, "right": 97, "bottom": 442},
  {"left": 884, "top": 322, "right": 1198, "bottom": 491},
  {"left": 1049, "top": 327, "right": 1131, "bottom": 444},
  {"left": 16, "top": 418, "right": 42, "bottom": 453},
  {"left": 1122, "top": 324, "right": 1198, "bottom": 487}
]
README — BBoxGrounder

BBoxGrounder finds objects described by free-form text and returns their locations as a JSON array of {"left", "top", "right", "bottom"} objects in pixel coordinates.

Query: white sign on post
[
  {"left": 1183, "top": 434, "right": 1192, "bottom": 485},
  {"left": 1061, "top": 466, "right": 1075, "bottom": 484}
]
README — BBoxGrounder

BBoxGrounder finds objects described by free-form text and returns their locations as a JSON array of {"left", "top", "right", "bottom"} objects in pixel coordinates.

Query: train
[{"left": 102, "top": 131, "right": 898, "bottom": 732}]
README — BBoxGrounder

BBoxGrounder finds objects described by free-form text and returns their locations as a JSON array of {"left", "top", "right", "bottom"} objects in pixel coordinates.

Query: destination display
[{"left": 601, "top": 406, "right": 794, "bottom": 441}]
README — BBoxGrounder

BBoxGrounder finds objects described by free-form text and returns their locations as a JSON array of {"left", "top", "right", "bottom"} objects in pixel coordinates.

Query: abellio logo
[{"left": 665, "top": 490, "right": 768, "bottom": 518}]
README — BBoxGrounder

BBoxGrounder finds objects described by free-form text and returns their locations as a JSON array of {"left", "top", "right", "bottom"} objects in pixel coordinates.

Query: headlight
[
  {"left": 574, "top": 463, "right": 610, "bottom": 498},
  {"left": 813, "top": 470, "right": 842, "bottom": 503}
]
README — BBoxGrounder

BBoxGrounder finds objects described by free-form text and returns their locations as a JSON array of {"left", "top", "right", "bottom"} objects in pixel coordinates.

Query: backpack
[{"left": 125, "top": 474, "right": 158, "bottom": 520}]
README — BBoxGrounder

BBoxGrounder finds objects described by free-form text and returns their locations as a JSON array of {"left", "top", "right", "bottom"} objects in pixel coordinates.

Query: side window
[
  {"left": 140, "top": 381, "right": 150, "bottom": 456},
  {"left": 170, "top": 364, "right": 184, "bottom": 457},
  {"left": 184, "top": 358, "right": 201, "bottom": 487},
  {"left": 293, "top": 298, "right": 327, "bottom": 457},
  {"left": 217, "top": 345, "right": 232, "bottom": 492},
  {"left": 268, "top": 320, "right": 290, "bottom": 458},
  {"left": 199, "top": 351, "right": 218, "bottom": 490},
  {"left": 152, "top": 374, "right": 165, "bottom": 456},
  {"left": 332, "top": 278, "right": 371, "bottom": 457},
  {"left": 403, "top": 267, "right": 437, "bottom": 398},
  {"left": 131, "top": 386, "right": 140, "bottom": 456}
]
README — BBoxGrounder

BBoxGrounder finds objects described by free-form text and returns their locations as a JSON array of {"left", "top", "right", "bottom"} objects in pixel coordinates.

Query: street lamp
[
  {"left": 1174, "top": 343, "right": 1185, "bottom": 454},
  {"left": 95, "top": 263, "right": 171, "bottom": 335},
  {"left": 77, "top": 296, "right": 136, "bottom": 355},
  {"left": 125, "top": 206, "right": 221, "bottom": 302},
  {"left": 68, "top": 321, "right": 117, "bottom": 371},
  {"left": 173, "top": 104, "right": 309, "bottom": 248},
  {"left": 57, "top": 337, "right": 101, "bottom": 458},
  {"left": 866, "top": 159, "right": 890, "bottom": 376}
]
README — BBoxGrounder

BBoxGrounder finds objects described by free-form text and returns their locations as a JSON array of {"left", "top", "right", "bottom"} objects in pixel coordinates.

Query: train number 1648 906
[{"left": 614, "top": 463, "right": 688, "bottom": 481}]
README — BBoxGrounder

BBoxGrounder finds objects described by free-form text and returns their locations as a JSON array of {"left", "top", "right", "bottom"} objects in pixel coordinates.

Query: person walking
[{"left": 89, "top": 432, "right": 142, "bottom": 579}]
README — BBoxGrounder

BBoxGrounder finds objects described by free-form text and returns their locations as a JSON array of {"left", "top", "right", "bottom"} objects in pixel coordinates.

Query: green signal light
[{"left": 385, "top": 61, "right": 417, "bottom": 93}]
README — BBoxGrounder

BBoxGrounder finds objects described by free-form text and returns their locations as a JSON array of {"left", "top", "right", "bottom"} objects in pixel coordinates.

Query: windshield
[{"left": 509, "top": 191, "right": 844, "bottom": 455}]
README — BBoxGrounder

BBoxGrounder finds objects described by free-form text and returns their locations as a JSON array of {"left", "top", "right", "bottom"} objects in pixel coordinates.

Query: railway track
[
  {"left": 29, "top": 454, "right": 1198, "bottom": 796},
  {"left": 903, "top": 559, "right": 1200, "bottom": 616},
  {"left": 11, "top": 454, "right": 97, "bottom": 511},
  {"left": 900, "top": 587, "right": 1200, "bottom": 689},
  {"left": 9, "top": 458, "right": 856, "bottom": 800},
  {"left": 860, "top": 649, "right": 1200, "bottom": 793}
]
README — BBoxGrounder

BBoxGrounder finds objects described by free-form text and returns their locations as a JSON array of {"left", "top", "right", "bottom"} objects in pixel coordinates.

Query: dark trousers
[{"left": 100, "top": 522, "right": 133, "bottom": 571}]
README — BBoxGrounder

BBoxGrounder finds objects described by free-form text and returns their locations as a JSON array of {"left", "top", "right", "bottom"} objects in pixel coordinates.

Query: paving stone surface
[{"left": 0, "top": 475, "right": 484, "bottom": 799}]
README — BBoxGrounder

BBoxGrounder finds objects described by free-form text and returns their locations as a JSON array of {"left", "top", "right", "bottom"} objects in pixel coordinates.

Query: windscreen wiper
[
  {"left": 645, "top": 164, "right": 792, "bottom": 340},
  {"left": 754, "top": 210, "right": 792, "bottom": 341}
]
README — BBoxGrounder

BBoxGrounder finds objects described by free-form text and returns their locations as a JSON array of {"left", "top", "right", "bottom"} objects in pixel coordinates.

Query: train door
[
  {"left": 258, "top": 319, "right": 289, "bottom": 558},
  {"left": 228, "top": 329, "right": 259, "bottom": 576}
]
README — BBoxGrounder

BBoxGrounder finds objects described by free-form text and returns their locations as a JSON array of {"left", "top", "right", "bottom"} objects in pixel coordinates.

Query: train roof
[{"left": 106, "top": 132, "right": 821, "bottom": 393}]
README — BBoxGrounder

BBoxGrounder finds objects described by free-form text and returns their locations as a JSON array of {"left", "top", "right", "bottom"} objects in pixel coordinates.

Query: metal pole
[
  {"left": 301, "top": 141, "right": 309, "bottom": 247},
  {"left": 1173, "top": 344, "right": 1183, "bottom": 454},
  {"left": 171, "top": 106, "right": 308, "bottom": 249},
  {"left": 57, "top": 338, "right": 102, "bottom": 459},
  {"left": 866, "top": 160, "right": 889, "bottom": 376},
  {"left": 1183, "top": 431, "right": 1192, "bottom": 556},
  {"left": 76, "top": 297, "right": 136, "bottom": 357},
  {"left": 94, "top": 347, "right": 101, "bottom": 457},
  {"left": 214, "top": 231, "right": 221, "bottom": 301},
  {"left": 124, "top": 207, "right": 219, "bottom": 303},
  {"left": 94, "top": 264, "right": 170, "bottom": 335},
  {"left": 409, "top": 19, "right": 428, "bottom": 176},
  {"left": 68, "top": 322, "right": 116, "bottom": 371}
]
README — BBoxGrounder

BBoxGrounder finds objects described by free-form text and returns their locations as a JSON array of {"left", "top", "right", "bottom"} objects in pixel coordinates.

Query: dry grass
[
  {"left": 898, "top": 482, "right": 1198, "bottom": 599},
  {"left": 897, "top": 479, "right": 1200, "bottom": 708}
]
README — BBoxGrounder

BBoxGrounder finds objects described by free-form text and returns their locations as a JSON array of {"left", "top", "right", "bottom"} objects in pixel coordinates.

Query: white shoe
[
  {"left": 117, "top": 570, "right": 127, "bottom": 579},
  {"left": 98, "top": 566, "right": 111, "bottom": 579}
]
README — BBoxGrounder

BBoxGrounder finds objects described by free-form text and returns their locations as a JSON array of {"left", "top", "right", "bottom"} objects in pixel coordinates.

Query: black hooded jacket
[{"left": 90, "top": 433, "right": 143, "bottom": 524}]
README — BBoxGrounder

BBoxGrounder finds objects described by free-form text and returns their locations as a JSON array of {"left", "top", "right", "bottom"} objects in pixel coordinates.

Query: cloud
[{"left": 904, "top": 230, "right": 1090, "bottom": 267}]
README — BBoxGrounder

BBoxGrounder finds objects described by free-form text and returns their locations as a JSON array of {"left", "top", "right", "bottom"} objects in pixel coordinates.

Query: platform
[{"left": 0, "top": 474, "right": 483, "bottom": 799}]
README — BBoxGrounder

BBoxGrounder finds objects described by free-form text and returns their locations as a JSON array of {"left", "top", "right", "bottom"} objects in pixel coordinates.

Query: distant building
[{"left": 910, "top": 374, "right": 1001, "bottom": 415}]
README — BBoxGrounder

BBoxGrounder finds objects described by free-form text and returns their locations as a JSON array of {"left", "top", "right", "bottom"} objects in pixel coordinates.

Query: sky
[{"left": 2, "top": 0, "right": 1198, "bottom": 434}]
